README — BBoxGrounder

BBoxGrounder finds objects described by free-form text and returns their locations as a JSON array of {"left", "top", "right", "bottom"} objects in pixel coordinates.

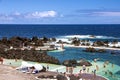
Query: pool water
[{"left": 48, "top": 47, "right": 120, "bottom": 80}]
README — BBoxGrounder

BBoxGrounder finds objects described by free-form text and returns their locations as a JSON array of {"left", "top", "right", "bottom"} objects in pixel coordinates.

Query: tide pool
[{"left": 48, "top": 47, "right": 120, "bottom": 80}]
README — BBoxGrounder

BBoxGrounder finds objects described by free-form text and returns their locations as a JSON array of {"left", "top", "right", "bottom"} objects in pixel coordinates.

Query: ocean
[
  {"left": 0, "top": 24, "right": 120, "bottom": 39},
  {"left": 0, "top": 24, "right": 120, "bottom": 80}
]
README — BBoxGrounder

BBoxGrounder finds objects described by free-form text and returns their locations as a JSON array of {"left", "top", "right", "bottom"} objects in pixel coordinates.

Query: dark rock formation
[
  {"left": 97, "top": 49, "right": 106, "bottom": 53},
  {"left": 111, "top": 51, "right": 120, "bottom": 55},
  {"left": 92, "top": 41, "right": 105, "bottom": 46},
  {"left": 0, "top": 36, "right": 57, "bottom": 48},
  {"left": 77, "top": 59, "right": 92, "bottom": 66},
  {"left": 83, "top": 47, "right": 96, "bottom": 52},
  {"left": 89, "top": 35, "right": 96, "bottom": 38},
  {"left": 71, "top": 38, "right": 80, "bottom": 46},
  {"left": 0, "top": 36, "right": 60, "bottom": 64},
  {"left": 83, "top": 47, "right": 106, "bottom": 53},
  {"left": 57, "top": 75, "right": 67, "bottom": 80},
  {"left": 0, "top": 49, "right": 60, "bottom": 64},
  {"left": 63, "top": 59, "right": 92, "bottom": 67},
  {"left": 115, "top": 70, "right": 120, "bottom": 75},
  {"left": 63, "top": 59, "right": 77, "bottom": 67},
  {"left": 69, "top": 74, "right": 80, "bottom": 80}
]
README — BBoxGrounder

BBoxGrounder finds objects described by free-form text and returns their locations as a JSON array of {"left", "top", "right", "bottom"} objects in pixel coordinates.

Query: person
[
  {"left": 46, "top": 65, "right": 49, "bottom": 71},
  {"left": 103, "top": 64, "right": 106, "bottom": 68},
  {"left": 93, "top": 69, "right": 96, "bottom": 78},
  {"left": 56, "top": 69, "right": 58, "bottom": 72},
  {"left": 94, "top": 59, "right": 97, "bottom": 62},
  {"left": 105, "top": 71, "right": 107, "bottom": 75},
  {"left": 66, "top": 66, "right": 69, "bottom": 73},
  {"left": 79, "top": 70, "right": 82, "bottom": 74},
  {"left": 105, "top": 61, "right": 109, "bottom": 65},
  {"left": 96, "top": 65, "right": 99, "bottom": 71},
  {"left": 71, "top": 67, "right": 74, "bottom": 74},
  {"left": 0, "top": 57, "right": 3, "bottom": 64},
  {"left": 64, "top": 72, "right": 70, "bottom": 80},
  {"left": 15, "top": 58, "right": 18, "bottom": 62},
  {"left": 87, "top": 68, "right": 89, "bottom": 73},
  {"left": 64, "top": 72, "right": 67, "bottom": 76},
  {"left": 69, "top": 67, "right": 73, "bottom": 74},
  {"left": 9, "top": 62, "right": 12, "bottom": 65},
  {"left": 82, "top": 65, "right": 86, "bottom": 73},
  {"left": 94, "top": 58, "right": 99, "bottom": 63},
  {"left": 112, "top": 63, "right": 114, "bottom": 68},
  {"left": 79, "top": 70, "right": 82, "bottom": 78},
  {"left": 28, "top": 66, "right": 35, "bottom": 73},
  {"left": 108, "top": 70, "right": 113, "bottom": 77}
]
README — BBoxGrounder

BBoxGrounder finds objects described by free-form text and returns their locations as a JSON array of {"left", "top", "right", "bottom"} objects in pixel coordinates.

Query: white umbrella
[
  {"left": 20, "top": 61, "right": 34, "bottom": 68},
  {"left": 34, "top": 64, "right": 43, "bottom": 71}
]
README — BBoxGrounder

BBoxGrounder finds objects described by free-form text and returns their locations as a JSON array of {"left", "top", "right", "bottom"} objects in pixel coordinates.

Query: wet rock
[
  {"left": 83, "top": 47, "right": 96, "bottom": 52},
  {"left": 69, "top": 74, "right": 79, "bottom": 80},
  {"left": 97, "top": 49, "right": 106, "bottom": 53},
  {"left": 77, "top": 59, "right": 92, "bottom": 66},
  {"left": 57, "top": 75, "right": 67, "bottom": 80},
  {"left": 83, "top": 47, "right": 106, "bottom": 53},
  {"left": 63, "top": 59, "right": 77, "bottom": 67}
]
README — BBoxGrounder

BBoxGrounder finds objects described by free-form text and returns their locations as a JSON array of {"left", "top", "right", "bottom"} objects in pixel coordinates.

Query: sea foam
[{"left": 57, "top": 35, "right": 117, "bottom": 39}]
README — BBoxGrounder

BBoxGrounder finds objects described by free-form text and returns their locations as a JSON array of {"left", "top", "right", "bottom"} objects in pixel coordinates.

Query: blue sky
[{"left": 0, "top": 0, "right": 120, "bottom": 24}]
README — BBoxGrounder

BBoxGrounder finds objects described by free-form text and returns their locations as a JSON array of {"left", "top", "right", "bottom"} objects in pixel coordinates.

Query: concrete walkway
[{"left": 50, "top": 66, "right": 65, "bottom": 71}]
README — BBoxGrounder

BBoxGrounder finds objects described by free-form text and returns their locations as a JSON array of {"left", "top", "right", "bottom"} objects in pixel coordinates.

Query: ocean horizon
[{"left": 0, "top": 24, "right": 120, "bottom": 38}]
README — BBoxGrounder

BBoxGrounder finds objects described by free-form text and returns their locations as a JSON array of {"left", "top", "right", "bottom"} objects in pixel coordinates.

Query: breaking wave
[
  {"left": 57, "top": 35, "right": 118, "bottom": 39},
  {"left": 56, "top": 35, "right": 120, "bottom": 42}
]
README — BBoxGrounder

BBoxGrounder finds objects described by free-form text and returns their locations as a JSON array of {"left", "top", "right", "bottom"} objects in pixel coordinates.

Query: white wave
[
  {"left": 109, "top": 42, "right": 120, "bottom": 47},
  {"left": 56, "top": 38, "right": 71, "bottom": 43},
  {"left": 95, "top": 36, "right": 115, "bottom": 39},
  {"left": 65, "top": 35, "right": 91, "bottom": 39},
  {"left": 58, "top": 35, "right": 118, "bottom": 39}
]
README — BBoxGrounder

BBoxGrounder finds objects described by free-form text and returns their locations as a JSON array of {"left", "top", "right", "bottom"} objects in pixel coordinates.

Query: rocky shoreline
[
  {"left": 0, "top": 49, "right": 60, "bottom": 64},
  {"left": 0, "top": 36, "right": 61, "bottom": 64}
]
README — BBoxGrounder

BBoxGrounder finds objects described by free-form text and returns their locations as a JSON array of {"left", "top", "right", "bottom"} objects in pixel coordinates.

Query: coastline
[{"left": 55, "top": 44, "right": 120, "bottom": 51}]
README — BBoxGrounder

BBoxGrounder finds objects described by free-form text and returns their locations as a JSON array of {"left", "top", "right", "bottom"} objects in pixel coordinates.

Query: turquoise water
[
  {"left": 48, "top": 47, "right": 120, "bottom": 65},
  {"left": 48, "top": 47, "right": 120, "bottom": 80}
]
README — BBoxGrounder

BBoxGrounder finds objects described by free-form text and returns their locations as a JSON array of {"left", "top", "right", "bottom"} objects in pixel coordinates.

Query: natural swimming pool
[{"left": 48, "top": 47, "right": 120, "bottom": 80}]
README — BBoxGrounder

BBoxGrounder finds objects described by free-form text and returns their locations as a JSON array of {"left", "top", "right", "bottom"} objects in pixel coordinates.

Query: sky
[{"left": 0, "top": 0, "right": 120, "bottom": 24}]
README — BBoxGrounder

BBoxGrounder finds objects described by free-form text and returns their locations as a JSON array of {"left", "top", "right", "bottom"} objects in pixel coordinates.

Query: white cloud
[
  {"left": 0, "top": 14, "right": 13, "bottom": 21},
  {"left": 0, "top": 10, "right": 60, "bottom": 21},
  {"left": 13, "top": 12, "right": 21, "bottom": 16},
  {"left": 93, "top": 11, "right": 120, "bottom": 16},
  {"left": 25, "top": 10, "right": 57, "bottom": 18},
  {"left": 60, "top": 14, "right": 64, "bottom": 17},
  {"left": 76, "top": 9, "right": 120, "bottom": 17}
]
